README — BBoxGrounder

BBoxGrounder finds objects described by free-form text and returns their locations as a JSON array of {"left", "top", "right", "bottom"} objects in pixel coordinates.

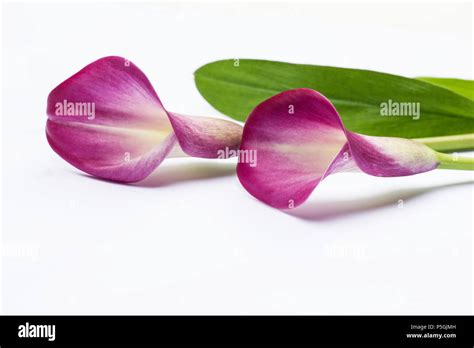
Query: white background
[{"left": 1, "top": 1, "right": 473, "bottom": 314}]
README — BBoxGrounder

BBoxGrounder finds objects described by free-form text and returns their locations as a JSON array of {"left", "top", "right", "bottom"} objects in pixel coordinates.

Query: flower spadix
[
  {"left": 237, "top": 88, "right": 471, "bottom": 209},
  {"left": 47, "top": 56, "right": 242, "bottom": 182}
]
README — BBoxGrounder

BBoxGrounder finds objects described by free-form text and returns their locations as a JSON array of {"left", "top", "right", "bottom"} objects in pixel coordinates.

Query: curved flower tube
[
  {"left": 46, "top": 56, "right": 242, "bottom": 183},
  {"left": 237, "top": 88, "right": 474, "bottom": 209}
]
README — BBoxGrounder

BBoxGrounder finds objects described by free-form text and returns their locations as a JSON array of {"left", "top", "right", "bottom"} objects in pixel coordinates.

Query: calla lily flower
[
  {"left": 46, "top": 56, "right": 242, "bottom": 183},
  {"left": 237, "top": 88, "right": 473, "bottom": 209}
]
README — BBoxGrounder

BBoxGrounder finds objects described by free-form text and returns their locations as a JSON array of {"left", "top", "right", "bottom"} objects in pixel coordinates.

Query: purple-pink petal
[
  {"left": 237, "top": 88, "right": 439, "bottom": 209},
  {"left": 46, "top": 56, "right": 242, "bottom": 182}
]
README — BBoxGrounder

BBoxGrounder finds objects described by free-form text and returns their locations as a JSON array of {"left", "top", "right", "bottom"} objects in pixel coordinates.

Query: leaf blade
[
  {"left": 415, "top": 77, "right": 474, "bottom": 101},
  {"left": 195, "top": 59, "right": 474, "bottom": 140}
]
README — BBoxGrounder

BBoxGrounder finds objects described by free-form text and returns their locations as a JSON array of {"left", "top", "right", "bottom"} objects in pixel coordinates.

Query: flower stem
[
  {"left": 435, "top": 151, "right": 474, "bottom": 170},
  {"left": 415, "top": 133, "right": 474, "bottom": 152}
]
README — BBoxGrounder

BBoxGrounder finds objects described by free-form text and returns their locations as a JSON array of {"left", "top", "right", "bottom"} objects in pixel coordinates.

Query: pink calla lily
[
  {"left": 236, "top": 88, "right": 463, "bottom": 209},
  {"left": 46, "top": 56, "right": 242, "bottom": 183}
]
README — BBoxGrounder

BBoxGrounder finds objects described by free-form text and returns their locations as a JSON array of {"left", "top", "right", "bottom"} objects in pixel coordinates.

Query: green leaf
[
  {"left": 415, "top": 77, "right": 474, "bottom": 101},
  {"left": 195, "top": 60, "right": 474, "bottom": 143}
]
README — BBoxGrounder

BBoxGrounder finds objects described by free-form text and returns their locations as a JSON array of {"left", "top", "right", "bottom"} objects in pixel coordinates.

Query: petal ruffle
[
  {"left": 46, "top": 57, "right": 243, "bottom": 182},
  {"left": 237, "top": 88, "right": 439, "bottom": 209}
]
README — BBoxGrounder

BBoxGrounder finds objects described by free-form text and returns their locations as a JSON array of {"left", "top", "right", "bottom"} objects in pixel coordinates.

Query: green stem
[
  {"left": 435, "top": 151, "right": 474, "bottom": 170},
  {"left": 414, "top": 133, "right": 474, "bottom": 152}
]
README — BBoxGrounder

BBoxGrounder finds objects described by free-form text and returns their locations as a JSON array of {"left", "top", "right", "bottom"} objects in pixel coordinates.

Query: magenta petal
[
  {"left": 46, "top": 56, "right": 174, "bottom": 182},
  {"left": 46, "top": 57, "right": 243, "bottom": 182},
  {"left": 237, "top": 89, "right": 347, "bottom": 209},
  {"left": 47, "top": 56, "right": 170, "bottom": 129},
  {"left": 237, "top": 88, "right": 439, "bottom": 209},
  {"left": 46, "top": 120, "right": 177, "bottom": 182}
]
